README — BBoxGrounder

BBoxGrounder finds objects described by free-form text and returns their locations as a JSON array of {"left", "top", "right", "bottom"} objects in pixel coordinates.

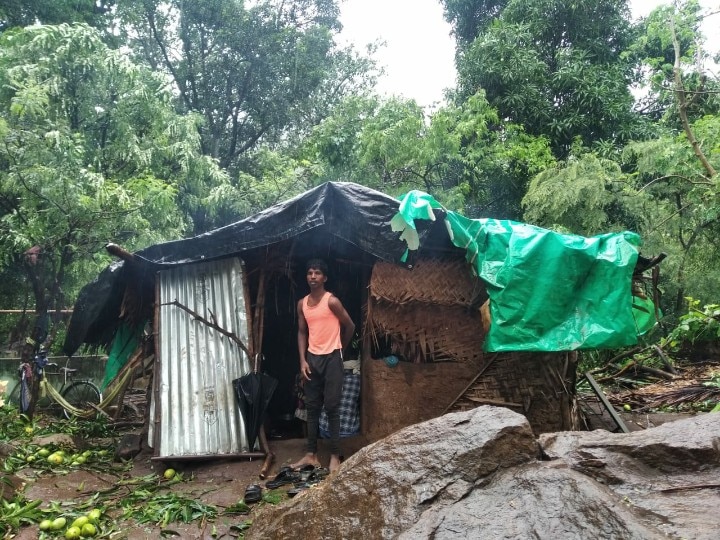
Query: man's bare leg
[
  {"left": 291, "top": 452, "right": 322, "bottom": 470},
  {"left": 329, "top": 454, "right": 341, "bottom": 473}
]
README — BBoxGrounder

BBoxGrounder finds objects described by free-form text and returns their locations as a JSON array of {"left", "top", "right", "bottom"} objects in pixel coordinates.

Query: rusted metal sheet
[{"left": 150, "top": 257, "right": 253, "bottom": 458}]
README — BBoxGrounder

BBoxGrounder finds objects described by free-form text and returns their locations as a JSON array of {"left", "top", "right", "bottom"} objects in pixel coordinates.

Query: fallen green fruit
[
  {"left": 65, "top": 525, "right": 81, "bottom": 539},
  {"left": 81, "top": 523, "right": 97, "bottom": 537}
]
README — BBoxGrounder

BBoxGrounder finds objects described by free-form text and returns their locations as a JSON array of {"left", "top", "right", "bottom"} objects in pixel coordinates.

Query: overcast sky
[{"left": 337, "top": 0, "right": 720, "bottom": 108}]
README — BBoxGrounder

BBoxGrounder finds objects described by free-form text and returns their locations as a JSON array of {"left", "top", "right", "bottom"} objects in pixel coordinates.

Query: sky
[{"left": 337, "top": 0, "right": 720, "bottom": 108}]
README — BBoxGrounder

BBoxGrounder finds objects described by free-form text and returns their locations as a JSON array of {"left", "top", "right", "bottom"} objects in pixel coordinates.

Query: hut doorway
[{"left": 247, "top": 232, "right": 371, "bottom": 442}]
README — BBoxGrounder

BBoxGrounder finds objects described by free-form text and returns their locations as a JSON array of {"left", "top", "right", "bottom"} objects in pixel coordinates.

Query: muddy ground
[
  {"left": 10, "top": 433, "right": 371, "bottom": 540},
  {"left": 7, "top": 358, "right": 718, "bottom": 540},
  {"left": 10, "top": 411, "right": 694, "bottom": 540}
]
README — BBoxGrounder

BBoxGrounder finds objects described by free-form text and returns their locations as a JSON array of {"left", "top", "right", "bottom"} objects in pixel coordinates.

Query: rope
[
  {"left": 99, "top": 366, "right": 134, "bottom": 405},
  {"left": 41, "top": 379, "right": 94, "bottom": 418},
  {"left": 39, "top": 365, "right": 134, "bottom": 418}
]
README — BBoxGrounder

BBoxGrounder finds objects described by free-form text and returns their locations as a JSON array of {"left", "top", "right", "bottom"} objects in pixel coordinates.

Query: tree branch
[
  {"left": 161, "top": 299, "right": 252, "bottom": 359},
  {"left": 670, "top": 17, "right": 716, "bottom": 178}
]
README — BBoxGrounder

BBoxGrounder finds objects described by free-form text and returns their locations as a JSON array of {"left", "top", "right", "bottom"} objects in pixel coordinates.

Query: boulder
[
  {"left": 246, "top": 408, "right": 720, "bottom": 540},
  {"left": 539, "top": 413, "right": 720, "bottom": 539},
  {"left": 247, "top": 406, "right": 538, "bottom": 539}
]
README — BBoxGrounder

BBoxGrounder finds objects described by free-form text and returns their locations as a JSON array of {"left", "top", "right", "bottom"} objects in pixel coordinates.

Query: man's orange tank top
[{"left": 302, "top": 292, "right": 342, "bottom": 355}]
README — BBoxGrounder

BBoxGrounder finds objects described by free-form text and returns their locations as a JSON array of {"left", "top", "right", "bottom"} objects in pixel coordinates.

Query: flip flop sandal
[
  {"left": 298, "top": 467, "right": 318, "bottom": 482},
  {"left": 306, "top": 467, "right": 330, "bottom": 484},
  {"left": 265, "top": 467, "right": 300, "bottom": 489},
  {"left": 294, "top": 463, "right": 316, "bottom": 472},
  {"left": 244, "top": 484, "right": 263, "bottom": 504}
]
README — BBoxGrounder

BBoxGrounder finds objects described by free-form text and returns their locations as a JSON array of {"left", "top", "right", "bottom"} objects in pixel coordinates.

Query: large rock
[
  {"left": 247, "top": 406, "right": 538, "bottom": 539},
  {"left": 246, "top": 409, "right": 720, "bottom": 540},
  {"left": 539, "top": 413, "right": 720, "bottom": 539}
]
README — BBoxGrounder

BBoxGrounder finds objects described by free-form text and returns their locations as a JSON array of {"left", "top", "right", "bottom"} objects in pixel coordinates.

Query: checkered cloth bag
[{"left": 319, "top": 371, "right": 360, "bottom": 438}]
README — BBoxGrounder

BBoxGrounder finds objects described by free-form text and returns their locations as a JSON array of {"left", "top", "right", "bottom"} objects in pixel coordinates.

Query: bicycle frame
[{"left": 11, "top": 350, "right": 102, "bottom": 418}]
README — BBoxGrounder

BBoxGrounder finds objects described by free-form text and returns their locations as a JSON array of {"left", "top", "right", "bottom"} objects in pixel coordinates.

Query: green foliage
[
  {"left": 522, "top": 150, "right": 628, "bottom": 234},
  {"left": 206, "top": 148, "right": 316, "bottom": 220},
  {"left": 115, "top": 1, "right": 372, "bottom": 187},
  {"left": 0, "top": 402, "right": 31, "bottom": 441},
  {"left": 0, "top": 24, "right": 226, "bottom": 333},
  {"left": 301, "top": 91, "right": 554, "bottom": 218},
  {"left": 121, "top": 491, "right": 218, "bottom": 526},
  {"left": 622, "top": 113, "right": 720, "bottom": 310},
  {"left": 0, "top": 497, "right": 43, "bottom": 537},
  {"left": 440, "top": 0, "right": 510, "bottom": 46},
  {"left": 0, "top": 0, "right": 114, "bottom": 33},
  {"left": 663, "top": 298, "right": 720, "bottom": 349},
  {"left": 631, "top": 0, "right": 720, "bottom": 124},
  {"left": 454, "top": 0, "right": 646, "bottom": 157}
]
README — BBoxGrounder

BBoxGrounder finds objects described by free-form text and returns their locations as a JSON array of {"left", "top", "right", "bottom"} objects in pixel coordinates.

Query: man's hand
[{"left": 300, "top": 359, "right": 312, "bottom": 381}]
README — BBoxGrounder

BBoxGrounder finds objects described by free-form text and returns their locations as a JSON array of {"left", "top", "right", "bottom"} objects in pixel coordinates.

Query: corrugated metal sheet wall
[{"left": 151, "top": 257, "right": 252, "bottom": 458}]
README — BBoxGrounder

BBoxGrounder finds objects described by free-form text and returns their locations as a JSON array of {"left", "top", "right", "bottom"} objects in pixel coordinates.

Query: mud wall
[{"left": 361, "top": 357, "right": 478, "bottom": 442}]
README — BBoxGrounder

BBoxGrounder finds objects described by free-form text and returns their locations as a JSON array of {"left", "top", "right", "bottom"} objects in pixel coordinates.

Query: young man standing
[{"left": 292, "top": 259, "right": 355, "bottom": 473}]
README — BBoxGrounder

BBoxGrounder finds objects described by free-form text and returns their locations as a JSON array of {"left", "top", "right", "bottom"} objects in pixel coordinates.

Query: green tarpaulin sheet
[
  {"left": 392, "top": 191, "right": 645, "bottom": 352},
  {"left": 101, "top": 322, "right": 143, "bottom": 390}
]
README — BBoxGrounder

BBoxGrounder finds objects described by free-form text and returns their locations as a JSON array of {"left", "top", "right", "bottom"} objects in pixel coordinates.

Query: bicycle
[{"left": 7, "top": 348, "right": 102, "bottom": 420}]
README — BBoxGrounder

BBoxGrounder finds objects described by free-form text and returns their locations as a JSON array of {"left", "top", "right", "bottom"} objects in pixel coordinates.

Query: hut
[{"left": 63, "top": 182, "right": 653, "bottom": 460}]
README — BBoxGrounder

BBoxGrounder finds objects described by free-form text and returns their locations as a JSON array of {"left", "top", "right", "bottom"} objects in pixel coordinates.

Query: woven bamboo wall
[
  {"left": 366, "top": 259, "right": 579, "bottom": 434},
  {"left": 449, "top": 351, "right": 580, "bottom": 433},
  {"left": 370, "top": 302, "right": 484, "bottom": 364},
  {"left": 370, "top": 259, "right": 484, "bottom": 306},
  {"left": 368, "top": 259, "right": 486, "bottom": 364}
]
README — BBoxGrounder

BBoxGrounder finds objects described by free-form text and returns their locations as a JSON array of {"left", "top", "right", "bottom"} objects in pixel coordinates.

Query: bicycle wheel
[
  {"left": 61, "top": 381, "right": 102, "bottom": 419},
  {"left": 7, "top": 377, "right": 31, "bottom": 412}
]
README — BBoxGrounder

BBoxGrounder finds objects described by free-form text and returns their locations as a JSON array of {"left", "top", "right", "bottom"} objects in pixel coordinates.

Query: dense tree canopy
[
  {"left": 450, "top": 0, "right": 648, "bottom": 156},
  {"left": 0, "top": 23, "right": 225, "bottom": 342},
  {"left": 116, "top": 2, "right": 364, "bottom": 163},
  {"left": 0, "top": 0, "right": 114, "bottom": 33},
  {"left": 0, "top": 0, "right": 719, "bottom": 349}
]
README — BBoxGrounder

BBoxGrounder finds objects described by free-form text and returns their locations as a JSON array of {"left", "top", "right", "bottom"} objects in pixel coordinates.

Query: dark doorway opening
[{"left": 244, "top": 228, "right": 372, "bottom": 440}]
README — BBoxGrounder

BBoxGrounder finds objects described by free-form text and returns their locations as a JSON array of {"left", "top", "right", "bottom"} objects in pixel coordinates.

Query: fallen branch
[
  {"left": 597, "top": 361, "right": 676, "bottom": 383},
  {"left": 162, "top": 299, "right": 251, "bottom": 358},
  {"left": 652, "top": 345, "right": 678, "bottom": 375},
  {"left": 590, "top": 346, "right": 643, "bottom": 375}
]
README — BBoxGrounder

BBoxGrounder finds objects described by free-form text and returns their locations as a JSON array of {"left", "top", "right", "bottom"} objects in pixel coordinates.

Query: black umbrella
[{"left": 232, "top": 356, "right": 278, "bottom": 450}]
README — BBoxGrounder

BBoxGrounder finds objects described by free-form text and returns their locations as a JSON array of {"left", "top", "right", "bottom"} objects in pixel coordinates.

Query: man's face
[{"left": 306, "top": 267, "right": 327, "bottom": 288}]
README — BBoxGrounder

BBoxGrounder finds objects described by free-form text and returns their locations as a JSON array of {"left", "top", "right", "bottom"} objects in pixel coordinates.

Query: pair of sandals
[
  {"left": 287, "top": 466, "right": 330, "bottom": 497},
  {"left": 265, "top": 464, "right": 330, "bottom": 491}
]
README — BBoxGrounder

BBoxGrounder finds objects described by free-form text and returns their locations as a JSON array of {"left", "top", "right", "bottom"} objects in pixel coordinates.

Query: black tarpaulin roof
[{"left": 63, "top": 182, "right": 411, "bottom": 355}]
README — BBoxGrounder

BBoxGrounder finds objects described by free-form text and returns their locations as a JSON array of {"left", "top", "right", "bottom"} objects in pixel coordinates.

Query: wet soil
[{"left": 12, "top": 435, "right": 368, "bottom": 540}]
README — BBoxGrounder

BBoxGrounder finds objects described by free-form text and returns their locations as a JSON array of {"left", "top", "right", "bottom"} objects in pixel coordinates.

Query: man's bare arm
[
  {"left": 297, "top": 299, "right": 311, "bottom": 380},
  {"left": 329, "top": 296, "right": 356, "bottom": 351}
]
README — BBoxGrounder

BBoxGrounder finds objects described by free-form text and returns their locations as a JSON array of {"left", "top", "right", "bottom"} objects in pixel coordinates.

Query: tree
[
  {"left": 623, "top": 116, "right": 720, "bottom": 312},
  {"left": 522, "top": 148, "right": 637, "bottom": 235},
  {"left": 440, "top": 0, "right": 510, "bottom": 47},
  {"left": 0, "top": 0, "right": 114, "bottom": 33},
  {"left": 630, "top": 0, "right": 719, "bottom": 125},
  {"left": 0, "top": 23, "right": 226, "bottom": 352},
  {"left": 299, "top": 92, "right": 554, "bottom": 218},
  {"left": 451, "top": 0, "right": 647, "bottom": 157},
  {"left": 114, "top": 1, "right": 376, "bottom": 210}
]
